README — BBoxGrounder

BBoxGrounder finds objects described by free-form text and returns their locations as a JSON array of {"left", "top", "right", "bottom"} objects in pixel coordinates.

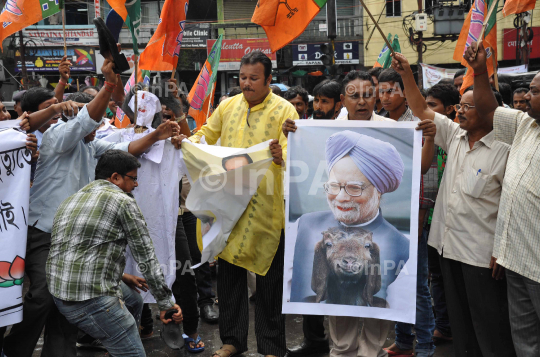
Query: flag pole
[
  {"left": 134, "top": 55, "right": 138, "bottom": 124},
  {"left": 76, "top": 78, "right": 79, "bottom": 91},
  {"left": 60, "top": 0, "right": 67, "bottom": 56},
  {"left": 358, "top": 0, "right": 395, "bottom": 56},
  {"left": 474, "top": 0, "right": 498, "bottom": 58}
]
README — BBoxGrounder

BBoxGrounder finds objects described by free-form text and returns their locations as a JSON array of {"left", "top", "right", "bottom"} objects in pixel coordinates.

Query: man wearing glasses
[
  {"left": 392, "top": 53, "right": 515, "bottom": 356},
  {"left": 290, "top": 130, "right": 409, "bottom": 306}
]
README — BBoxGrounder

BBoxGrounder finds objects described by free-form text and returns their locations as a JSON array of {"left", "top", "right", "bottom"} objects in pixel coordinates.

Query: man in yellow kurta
[{"left": 188, "top": 51, "right": 298, "bottom": 357}]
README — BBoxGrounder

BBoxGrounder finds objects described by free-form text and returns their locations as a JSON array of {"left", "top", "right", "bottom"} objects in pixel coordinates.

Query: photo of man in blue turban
[{"left": 290, "top": 130, "right": 410, "bottom": 305}]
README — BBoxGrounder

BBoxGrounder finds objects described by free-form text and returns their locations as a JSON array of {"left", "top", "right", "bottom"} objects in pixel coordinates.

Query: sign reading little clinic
[{"left": 207, "top": 38, "right": 277, "bottom": 71}]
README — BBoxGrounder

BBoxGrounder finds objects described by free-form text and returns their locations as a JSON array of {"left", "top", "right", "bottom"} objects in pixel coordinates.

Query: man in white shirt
[{"left": 392, "top": 51, "right": 515, "bottom": 357}]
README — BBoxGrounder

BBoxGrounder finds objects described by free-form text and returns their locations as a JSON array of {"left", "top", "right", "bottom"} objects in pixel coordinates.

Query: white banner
[
  {"left": 498, "top": 64, "right": 528, "bottom": 74},
  {"left": 420, "top": 63, "right": 460, "bottom": 89},
  {"left": 283, "top": 121, "right": 421, "bottom": 323},
  {"left": 0, "top": 125, "right": 31, "bottom": 327},
  {"left": 421, "top": 63, "right": 530, "bottom": 89}
]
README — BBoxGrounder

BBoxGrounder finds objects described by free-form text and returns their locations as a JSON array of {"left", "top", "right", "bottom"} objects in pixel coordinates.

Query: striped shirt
[
  {"left": 46, "top": 180, "right": 174, "bottom": 310},
  {"left": 492, "top": 107, "right": 540, "bottom": 283}
]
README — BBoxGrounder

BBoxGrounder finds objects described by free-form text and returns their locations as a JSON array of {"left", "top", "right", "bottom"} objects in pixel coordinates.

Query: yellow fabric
[{"left": 189, "top": 91, "right": 299, "bottom": 275}]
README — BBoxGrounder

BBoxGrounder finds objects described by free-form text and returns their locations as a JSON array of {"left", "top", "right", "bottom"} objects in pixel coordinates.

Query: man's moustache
[{"left": 243, "top": 88, "right": 254, "bottom": 92}]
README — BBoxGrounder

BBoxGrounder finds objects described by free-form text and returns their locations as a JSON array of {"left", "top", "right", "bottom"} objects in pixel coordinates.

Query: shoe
[
  {"left": 285, "top": 339, "right": 330, "bottom": 357},
  {"left": 383, "top": 346, "right": 414, "bottom": 356},
  {"left": 161, "top": 309, "right": 184, "bottom": 350},
  {"left": 76, "top": 335, "right": 107, "bottom": 351},
  {"left": 433, "top": 329, "right": 452, "bottom": 344},
  {"left": 140, "top": 325, "right": 154, "bottom": 339},
  {"left": 200, "top": 304, "right": 219, "bottom": 324},
  {"left": 93, "top": 17, "right": 130, "bottom": 74}
]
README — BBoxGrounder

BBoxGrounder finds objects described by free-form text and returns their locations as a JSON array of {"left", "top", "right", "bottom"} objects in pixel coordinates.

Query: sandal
[
  {"left": 183, "top": 334, "right": 205, "bottom": 353},
  {"left": 212, "top": 345, "right": 237, "bottom": 357}
]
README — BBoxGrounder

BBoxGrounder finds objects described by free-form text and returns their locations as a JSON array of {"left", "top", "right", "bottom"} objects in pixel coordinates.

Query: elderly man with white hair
[{"left": 290, "top": 130, "right": 409, "bottom": 357}]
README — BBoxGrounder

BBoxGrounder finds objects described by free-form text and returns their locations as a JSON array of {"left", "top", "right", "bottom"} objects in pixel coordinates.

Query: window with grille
[{"left": 386, "top": 0, "right": 401, "bottom": 17}]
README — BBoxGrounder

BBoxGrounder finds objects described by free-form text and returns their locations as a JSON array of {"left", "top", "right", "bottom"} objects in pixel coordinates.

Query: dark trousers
[
  {"left": 428, "top": 245, "right": 451, "bottom": 337},
  {"left": 171, "top": 215, "right": 200, "bottom": 335},
  {"left": 218, "top": 231, "right": 286, "bottom": 356},
  {"left": 183, "top": 212, "right": 216, "bottom": 307},
  {"left": 303, "top": 315, "right": 326, "bottom": 342},
  {"left": 3, "top": 226, "right": 77, "bottom": 357},
  {"left": 140, "top": 303, "right": 153, "bottom": 330},
  {"left": 440, "top": 256, "right": 516, "bottom": 357}
]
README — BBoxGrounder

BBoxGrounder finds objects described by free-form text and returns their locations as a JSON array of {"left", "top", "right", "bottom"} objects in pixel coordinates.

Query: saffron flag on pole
[
  {"left": 188, "top": 34, "right": 223, "bottom": 129},
  {"left": 105, "top": 0, "right": 141, "bottom": 55},
  {"left": 502, "top": 0, "right": 536, "bottom": 16},
  {"left": 0, "top": 0, "right": 60, "bottom": 50},
  {"left": 138, "top": 0, "right": 189, "bottom": 72},
  {"left": 252, "top": 0, "right": 328, "bottom": 53},
  {"left": 453, "top": 0, "right": 499, "bottom": 94},
  {"left": 374, "top": 34, "right": 400, "bottom": 68}
]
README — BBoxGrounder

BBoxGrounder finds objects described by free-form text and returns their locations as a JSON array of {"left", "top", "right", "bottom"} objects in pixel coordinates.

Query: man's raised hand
[
  {"left": 58, "top": 55, "right": 72, "bottom": 82},
  {"left": 19, "top": 112, "right": 30, "bottom": 131},
  {"left": 391, "top": 53, "right": 412, "bottom": 76},
  {"left": 464, "top": 41, "right": 488, "bottom": 73},
  {"left": 101, "top": 58, "right": 118, "bottom": 85}
]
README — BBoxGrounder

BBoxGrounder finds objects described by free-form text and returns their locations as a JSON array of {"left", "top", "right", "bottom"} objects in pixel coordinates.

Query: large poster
[
  {"left": 181, "top": 139, "right": 274, "bottom": 266},
  {"left": 283, "top": 121, "right": 421, "bottom": 324},
  {"left": 0, "top": 125, "right": 31, "bottom": 327}
]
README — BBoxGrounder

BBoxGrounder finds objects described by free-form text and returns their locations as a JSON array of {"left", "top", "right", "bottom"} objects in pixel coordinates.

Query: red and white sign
[
  {"left": 207, "top": 38, "right": 277, "bottom": 71},
  {"left": 503, "top": 27, "right": 540, "bottom": 60},
  {"left": 94, "top": 0, "right": 101, "bottom": 19}
]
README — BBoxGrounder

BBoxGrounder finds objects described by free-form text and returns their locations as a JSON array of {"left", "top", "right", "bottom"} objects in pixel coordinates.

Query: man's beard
[
  {"left": 327, "top": 193, "right": 380, "bottom": 225},
  {"left": 313, "top": 108, "right": 335, "bottom": 120}
]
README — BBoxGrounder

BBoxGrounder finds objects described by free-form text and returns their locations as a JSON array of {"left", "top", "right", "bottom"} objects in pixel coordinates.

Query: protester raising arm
[
  {"left": 55, "top": 55, "right": 71, "bottom": 103},
  {"left": 390, "top": 53, "right": 437, "bottom": 174},
  {"left": 463, "top": 41, "right": 498, "bottom": 127},
  {"left": 391, "top": 53, "right": 435, "bottom": 121},
  {"left": 21, "top": 59, "right": 121, "bottom": 133}
]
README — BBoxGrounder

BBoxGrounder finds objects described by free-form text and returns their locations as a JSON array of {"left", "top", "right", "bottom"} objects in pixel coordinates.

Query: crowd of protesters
[{"left": 0, "top": 43, "right": 539, "bottom": 357}]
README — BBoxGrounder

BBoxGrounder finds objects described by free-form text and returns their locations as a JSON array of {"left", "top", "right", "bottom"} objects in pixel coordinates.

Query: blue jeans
[
  {"left": 395, "top": 228, "right": 435, "bottom": 357},
  {"left": 53, "top": 281, "right": 145, "bottom": 356}
]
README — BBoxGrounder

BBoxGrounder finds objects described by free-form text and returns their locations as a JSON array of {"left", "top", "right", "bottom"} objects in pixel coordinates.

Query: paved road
[{"left": 28, "top": 299, "right": 454, "bottom": 357}]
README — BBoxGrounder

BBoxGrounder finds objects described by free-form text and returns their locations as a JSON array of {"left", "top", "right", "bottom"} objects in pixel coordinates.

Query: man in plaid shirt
[{"left": 46, "top": 150, "right": 182, "bottom": 356}]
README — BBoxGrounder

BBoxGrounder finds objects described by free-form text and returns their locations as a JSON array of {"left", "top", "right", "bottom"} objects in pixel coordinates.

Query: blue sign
[{"left": 293, "top": 42, "right": 359, "bottom": 66}]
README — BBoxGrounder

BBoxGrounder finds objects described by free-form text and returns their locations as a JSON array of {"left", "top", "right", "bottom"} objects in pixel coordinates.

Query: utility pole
[
  {"left": 417, "top": 0, "right": 423, "bottom": 88},
  {"left": 18, "top": 31, "right": 28, "bottom": 90}
]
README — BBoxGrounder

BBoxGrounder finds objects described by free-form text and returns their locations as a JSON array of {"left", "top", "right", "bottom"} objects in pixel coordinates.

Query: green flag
[
  {"left": 374, "top": 34, "right": 401, "bottom": 69},
  {"left": 374, "top": 33, "right": 392, "bottom": 68},
  {"left": 125, "top": 0, "right": 141, "bottom": 55}
]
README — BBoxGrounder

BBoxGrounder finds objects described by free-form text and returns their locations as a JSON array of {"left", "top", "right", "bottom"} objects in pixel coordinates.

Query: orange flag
[
  {"left": 0, "top": 0, "right": 60, "bottom": 50},
  {"left": 252, "top": 0, "right": 327, "bottom": 53},
  {"left": 503, "top": 0, "right": 536, "bottom": 16},
  {"left": 453, "top": 0, "right": 499, "bottom": 94},
  {"left": 138, "top": 0, "right": 189, "bottom": 71}
]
